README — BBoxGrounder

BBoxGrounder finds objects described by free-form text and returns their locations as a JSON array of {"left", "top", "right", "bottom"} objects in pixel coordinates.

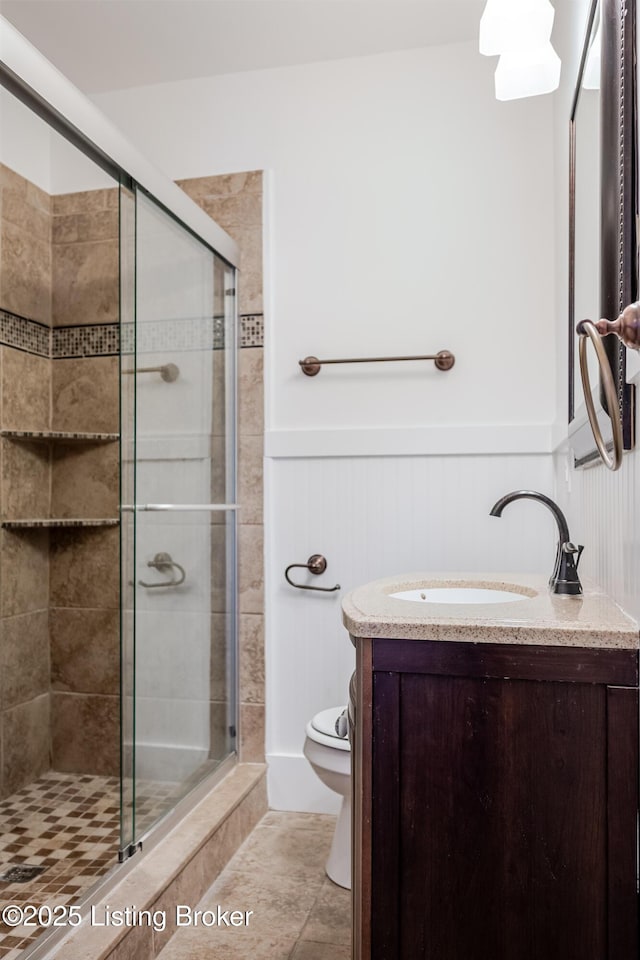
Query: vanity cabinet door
[{"left": 364, "top": 641, "right": 639, "bottom": 960}]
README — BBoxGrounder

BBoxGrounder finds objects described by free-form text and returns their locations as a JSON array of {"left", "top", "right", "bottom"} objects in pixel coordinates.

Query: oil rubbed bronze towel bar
[
  {"left": 123, "top": 363, "right": 180, "bottom": 382},
  {"left": 298, "top": 351, "right": 455, "bottom": 376}
]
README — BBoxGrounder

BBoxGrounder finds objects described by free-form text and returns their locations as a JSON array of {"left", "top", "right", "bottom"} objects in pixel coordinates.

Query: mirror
[
  {"left": 569, "top": 0, "right": 636, "bottom": 466},
  {"left": 571, "top": 1, "right": 601, "bottom": 424}
]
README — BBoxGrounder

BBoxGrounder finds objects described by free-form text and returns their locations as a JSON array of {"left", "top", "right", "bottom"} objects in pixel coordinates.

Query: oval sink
[{"left": 390, "top": 587, "right": 529, "bottom": 605}]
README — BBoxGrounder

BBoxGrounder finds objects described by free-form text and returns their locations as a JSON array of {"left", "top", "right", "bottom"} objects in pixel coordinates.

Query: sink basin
[{"left": 390, "top": 587, "right": 530, "bottom": 605}]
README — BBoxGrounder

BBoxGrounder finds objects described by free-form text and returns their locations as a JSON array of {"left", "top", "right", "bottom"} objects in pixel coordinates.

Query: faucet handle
[{"left": 562, "top": 542, "right": 584, "bottom": 566}]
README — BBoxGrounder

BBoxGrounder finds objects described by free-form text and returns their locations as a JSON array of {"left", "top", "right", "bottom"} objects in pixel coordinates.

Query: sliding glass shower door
[{"left": 120, "top": 187, "right": 237, "bottom": 856}]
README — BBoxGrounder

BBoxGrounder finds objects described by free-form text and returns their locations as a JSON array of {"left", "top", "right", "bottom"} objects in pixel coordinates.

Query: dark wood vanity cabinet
[{"left": 351, "top": 638, "right": 639, "bottom": 960}]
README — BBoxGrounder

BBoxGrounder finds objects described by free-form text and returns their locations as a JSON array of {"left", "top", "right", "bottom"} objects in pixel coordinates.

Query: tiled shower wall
[
  {"left": 178, "top": 172, "right": 265, "bottom": 763},
  {"left": 0, "top": 164, "right": 53, "bottom": 798},
  {"left": 51, "top": 188, "right": 119, "bottom": 327},
  {"left": 0, "top": 166, "right": 121, "bottom": 797},
  {"left": 50, "top": 187, "right": 121, "bottom": 777},
  {"left": 0, "top": 165, "right": 51, "bottom": 324},
  {"left": 0, "top": 163, "right": 264, "bottom": 798}
]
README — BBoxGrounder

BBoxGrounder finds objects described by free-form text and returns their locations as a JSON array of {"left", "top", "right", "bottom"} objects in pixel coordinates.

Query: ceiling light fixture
[
  {"left": 494, "top": 42, "right": 562, "bottom": 100},
  {"left": 480, "top": 0, "right": 561, "bottom": 100},
  {"left": 480, "top": 0, "right": 555, "bottom": 55}
]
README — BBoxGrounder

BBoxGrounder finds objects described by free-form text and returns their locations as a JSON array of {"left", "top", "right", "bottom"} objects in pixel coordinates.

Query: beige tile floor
[{"left": 158, "top": 810, "right": 351, "bottom": 960}]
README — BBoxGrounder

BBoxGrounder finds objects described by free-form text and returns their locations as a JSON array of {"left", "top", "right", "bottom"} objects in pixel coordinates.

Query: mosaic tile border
[
  {"left": 53, "top": 324, "right": 119, "bottom": 359},
  {"left": 0, "top": 310, "right": 50, "bottom": 358},
  {"left": 120, "top": 314, "right": 263, "bottom": 353},
  {"left": 120, "top": 316, "right": 223, "bottom": 355},
  {"left": 0, "top": 430, "right": 118, "bottom": 443},
  {"left": 0, "top": 310, "right": 263, "bottom": 358},
  {"left": 240, "top": 314, "right": 264, "bottom": 348}
]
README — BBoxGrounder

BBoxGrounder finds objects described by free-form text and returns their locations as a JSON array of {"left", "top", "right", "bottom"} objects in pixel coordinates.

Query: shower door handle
[{"left": 125, "top": 503, "right": 239, "bottom": 512}]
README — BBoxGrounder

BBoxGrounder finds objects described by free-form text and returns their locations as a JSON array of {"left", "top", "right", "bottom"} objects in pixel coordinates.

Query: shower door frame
[{"left": 120, "top": 181, "right": 240, "bottom": 858}]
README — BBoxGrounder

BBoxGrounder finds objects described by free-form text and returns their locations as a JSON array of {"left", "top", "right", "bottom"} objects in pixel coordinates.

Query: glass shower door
[{"left": 120, "top": 187, "right": 237, "bottom": 853}]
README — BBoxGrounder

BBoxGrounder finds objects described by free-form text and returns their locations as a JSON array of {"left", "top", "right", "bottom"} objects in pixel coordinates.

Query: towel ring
[
  {"left": 139, "top": 551, "right": 186, "bottom": 588},
  {"left": 577, "top": 320, "right": 623, "bottom": 471}
]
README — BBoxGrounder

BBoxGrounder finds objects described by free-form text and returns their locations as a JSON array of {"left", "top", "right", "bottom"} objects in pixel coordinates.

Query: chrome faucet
[{"left": 489, "top": 490, "right": 584, "bottom": 596}]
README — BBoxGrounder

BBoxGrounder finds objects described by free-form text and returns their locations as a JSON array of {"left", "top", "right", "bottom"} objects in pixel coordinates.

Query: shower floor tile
[
  {"left": 0, "top": 771, "right": 120, "bottom": 958},
  {"left": 0, "top": 771, "right": 177, "bottom": 959}
]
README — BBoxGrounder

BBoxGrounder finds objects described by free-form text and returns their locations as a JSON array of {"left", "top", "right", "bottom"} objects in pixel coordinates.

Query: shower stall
[{"left": 0, "top": 18, "right": 239, "bottom": 958}]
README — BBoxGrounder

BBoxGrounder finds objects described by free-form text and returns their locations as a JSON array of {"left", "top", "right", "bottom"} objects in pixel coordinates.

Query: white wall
[
  {"left": 0, "top": 85, "right": 51, "bottom": 189},
  {"left": 0, "top": 84, "right": 117, "bottom": 193},
  {"left": 93, "top": 42, "right": 556, "bottom": 436},
  {"left": 92, "top": 41, "right": 559, "bottom": 811}
]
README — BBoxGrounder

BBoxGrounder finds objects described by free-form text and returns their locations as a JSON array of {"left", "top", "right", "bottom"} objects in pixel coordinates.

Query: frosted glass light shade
[
  {"left": 480, "top": 0, "right": 555, "bottom": 55},
  {"left": 495, "top": 43, "right": 561, "bottom": 100}
]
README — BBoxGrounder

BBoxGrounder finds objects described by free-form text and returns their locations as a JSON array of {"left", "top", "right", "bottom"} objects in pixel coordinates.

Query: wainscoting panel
[
  {"left": 265, "top": 452, "right": 555, "bottom": 811},
  {"left": 555, "top": 442, "right": 640, "bottom": 623}
]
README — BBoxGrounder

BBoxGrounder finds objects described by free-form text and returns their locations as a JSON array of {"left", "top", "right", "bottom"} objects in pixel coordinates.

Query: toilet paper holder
[{"left": 284, "top": 554, "right": 340, "bottom": 592}]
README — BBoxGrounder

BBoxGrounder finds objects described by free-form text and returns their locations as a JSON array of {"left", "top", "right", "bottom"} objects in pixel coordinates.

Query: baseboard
[{"left": 266, "top": 752, "right": 342, "bottom": 814}]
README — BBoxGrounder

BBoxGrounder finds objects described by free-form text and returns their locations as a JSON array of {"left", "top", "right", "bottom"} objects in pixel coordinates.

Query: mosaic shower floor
[{"left": 0, "top": 771, "right": 175, "bottom": 960}]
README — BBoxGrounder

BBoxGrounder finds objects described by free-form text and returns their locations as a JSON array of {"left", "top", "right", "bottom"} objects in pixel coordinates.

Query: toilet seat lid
[{"left": 311, "top": 706, "right": 349, "bottom": 742}]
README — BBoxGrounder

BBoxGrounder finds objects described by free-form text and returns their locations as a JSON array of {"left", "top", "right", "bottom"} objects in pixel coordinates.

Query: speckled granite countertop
[{"left": 342, "top": 572, "right": 640, "bottom": 649}]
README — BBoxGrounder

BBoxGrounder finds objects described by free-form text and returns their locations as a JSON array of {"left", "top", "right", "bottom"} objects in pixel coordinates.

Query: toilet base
[{"left": 326, "top": 790, "right": 351, "bottom": 889}]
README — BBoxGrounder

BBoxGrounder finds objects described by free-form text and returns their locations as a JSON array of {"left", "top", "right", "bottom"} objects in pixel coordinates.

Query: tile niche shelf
[
  {"left": 1, "top": 518, "right": 120, "bottom": 529},
  {"left": 0, "top": 430, "right": 119, "bottom": 443},
  {"left": 0, "top": 430, "right": 120, "bottom": 531}
]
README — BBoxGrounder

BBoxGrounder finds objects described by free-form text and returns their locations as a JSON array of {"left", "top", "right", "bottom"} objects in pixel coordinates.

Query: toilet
[{"left": 303, "top": 705, "right": 351, "bottom": 889}]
